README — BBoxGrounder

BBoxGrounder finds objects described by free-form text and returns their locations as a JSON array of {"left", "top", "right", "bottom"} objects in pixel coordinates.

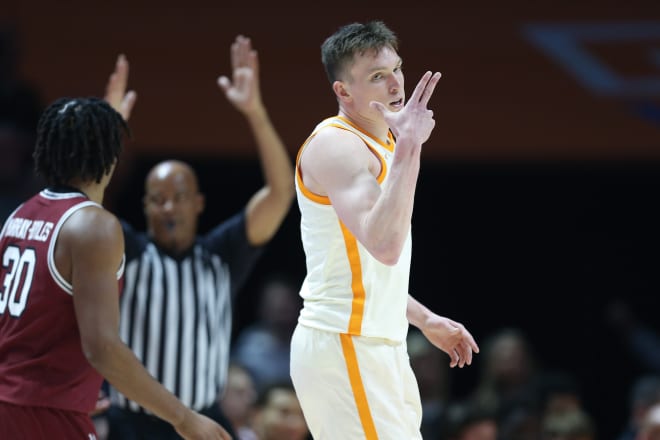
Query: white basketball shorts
[{"left": 290, "top": 323, "right": 423, "bottom": 440}]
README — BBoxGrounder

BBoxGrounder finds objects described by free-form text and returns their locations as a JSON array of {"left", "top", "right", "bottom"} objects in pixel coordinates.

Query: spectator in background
[
  {"left": 540, "top": 408, "right": 596, "bottom": 440},
  {"left": 607, "top": 299, "right": 660, "bottom": 372},
  {"left": 219, "top": 363, "right": 258, "bottom": 440},
  {"left": 607, "top": 300, "right": 660, "bottom": 440},
  {"left": 251, "top": 381, "right": 309, "bottom": 440},
  {"left": 441, "top": 399, "right": 498, "bottom": 440},
  {"left": 617, "top": 375, "right": 660, "bottom": 440},
  {"left": 407, "top": 327, "right": 451, "bottom": 439},
  {"left": 231, "top": 272, "right": 301, "bottom": 392},
  {"left": 103, "top": 34, "right": 295, "bottom": 439},
  {"left": 637, "top": 403, "right": 660, "bottom": 440},
  {"left": 535, "top": 370, "right": 584, "bottom": 417},
  {"left": 489, "top": 370, "right": 587, "bottom": 440},
  {"left": 469, "top": 328, "right": 542, "bottom": 440},
  {"left": 496, "top": 391, "right": 543, "bottom": 440},
  {"left": 472, "top": 327, "right": 539, "bottom": 416}
]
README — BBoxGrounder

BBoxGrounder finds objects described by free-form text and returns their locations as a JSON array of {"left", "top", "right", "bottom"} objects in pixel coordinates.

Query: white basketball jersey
[{"left": 295, "top": 116, "right": 411, "bottom": 343}]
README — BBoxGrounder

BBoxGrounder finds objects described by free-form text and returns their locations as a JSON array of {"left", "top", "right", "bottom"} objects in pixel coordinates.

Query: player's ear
[{"left": 333, "top": 80, "right": 351, "bottom": 102}]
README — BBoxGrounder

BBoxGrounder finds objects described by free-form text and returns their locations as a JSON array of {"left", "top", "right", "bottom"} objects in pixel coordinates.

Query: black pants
[{"left": 105, "top": 404, "right": 238, "bottom": 440}]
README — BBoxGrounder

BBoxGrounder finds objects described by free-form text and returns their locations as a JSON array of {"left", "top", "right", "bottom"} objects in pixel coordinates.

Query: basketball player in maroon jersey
[{"left": 0, "top": 96, "right": 231, "bottom": 439}]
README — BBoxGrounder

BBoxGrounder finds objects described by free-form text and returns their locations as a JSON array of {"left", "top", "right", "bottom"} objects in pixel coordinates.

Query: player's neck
[
  {"left": 64, "top": 179, "right": 105, "bottom": 205},
  {"left": 337, "top": 108, "right": 390, "bottom": 145},
  {"left": 82, "top": 187, "right": 105, "bottom": 205}
]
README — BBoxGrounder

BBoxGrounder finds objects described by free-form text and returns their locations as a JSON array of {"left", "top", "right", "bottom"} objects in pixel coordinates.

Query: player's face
[
  {"left": 343, "top": 46, "right": 405, "bottom": 118},
  {"left": 143, "top": 163, "right": 203, "bottom": 254}
]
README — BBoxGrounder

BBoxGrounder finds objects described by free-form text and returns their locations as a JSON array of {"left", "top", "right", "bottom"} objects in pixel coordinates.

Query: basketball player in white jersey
[{"left": 291, "top": 21, "right": 480, "bottom": 439}]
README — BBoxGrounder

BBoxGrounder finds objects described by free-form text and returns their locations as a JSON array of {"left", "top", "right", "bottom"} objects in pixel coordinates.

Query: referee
[{"left": 104, "top": 35, "right": 295, "bottom": 439}]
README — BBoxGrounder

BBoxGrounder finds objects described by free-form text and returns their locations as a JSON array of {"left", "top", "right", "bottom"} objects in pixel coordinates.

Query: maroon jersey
[{"left": 0, "top": 188, "right": 124, "bottom": 413}]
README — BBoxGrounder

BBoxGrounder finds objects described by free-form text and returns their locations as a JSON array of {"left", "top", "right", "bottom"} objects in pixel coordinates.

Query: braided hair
[{"left": 33, "top": 97, "right": 130, "bottom": 185}]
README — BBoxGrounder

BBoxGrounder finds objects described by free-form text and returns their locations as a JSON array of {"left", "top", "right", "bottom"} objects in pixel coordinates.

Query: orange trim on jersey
[
  {"left": 340, "top": 333, "right": 379, "bottom": 440},
  {"left": 335, "top": 115, "right": 395, "bottom": 153},
  {"left": 325, "top": 123, "right": 388, "bottom": 184},
  {"left": 375, "top": 150, "right": 388, "bottom": 185},
  {"left": 340, "top": 221, "right": 366, "bottom": 335},
  {"left": 295, "top": 117, "right": 391, "bottom": 205},
  {"left": 295, "top": 133, "right": 331, "bottom": 205}
]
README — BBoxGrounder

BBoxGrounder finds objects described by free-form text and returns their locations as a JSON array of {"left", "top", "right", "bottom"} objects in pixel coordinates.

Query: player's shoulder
[
  {"left": 62, "top": 204, "right": 122, "bottom": 244},
  {"left": 307, "top": 124, "right": 365, "bottom": 158}
]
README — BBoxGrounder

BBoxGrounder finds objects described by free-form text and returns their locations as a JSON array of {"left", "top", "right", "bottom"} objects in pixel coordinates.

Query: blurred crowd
[{"left": 3, "top": 22, "right": 660, "bottom": 440}]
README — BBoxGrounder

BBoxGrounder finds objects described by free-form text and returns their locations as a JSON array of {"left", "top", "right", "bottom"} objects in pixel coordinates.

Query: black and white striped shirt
[{"left": 110, "top": 211, "right": 263, "bottom": 413}]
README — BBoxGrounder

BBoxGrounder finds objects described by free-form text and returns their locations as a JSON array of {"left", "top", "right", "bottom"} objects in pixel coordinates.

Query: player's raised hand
[
  {"left": 104, "top": 54, "right": 137, "bottom": 122},
  {"left": 370, "top": 71, "right": 441, "bottom": 146},
  {"left": 217, "top": 35, "right": 263, "bottom": 116}
]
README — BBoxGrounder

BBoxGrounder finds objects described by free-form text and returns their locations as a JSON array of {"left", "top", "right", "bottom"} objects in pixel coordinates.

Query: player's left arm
[
  {"left": 406, "top": 294, "right": 480, "bottom": 368},
  {"left": 68, "top": 208, "right": 219, "bottom": 433}
]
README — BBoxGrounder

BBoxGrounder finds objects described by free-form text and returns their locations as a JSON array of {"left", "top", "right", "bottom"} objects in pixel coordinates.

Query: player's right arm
[
  {"left": 300, "top": 72, "right": 440, "bottom": 266},
  {"left": 301, "top": 129, "right": 410, "bottom": 265},
  {"left": 61, "top": 206, "right": 230, "bottom": 440}
]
